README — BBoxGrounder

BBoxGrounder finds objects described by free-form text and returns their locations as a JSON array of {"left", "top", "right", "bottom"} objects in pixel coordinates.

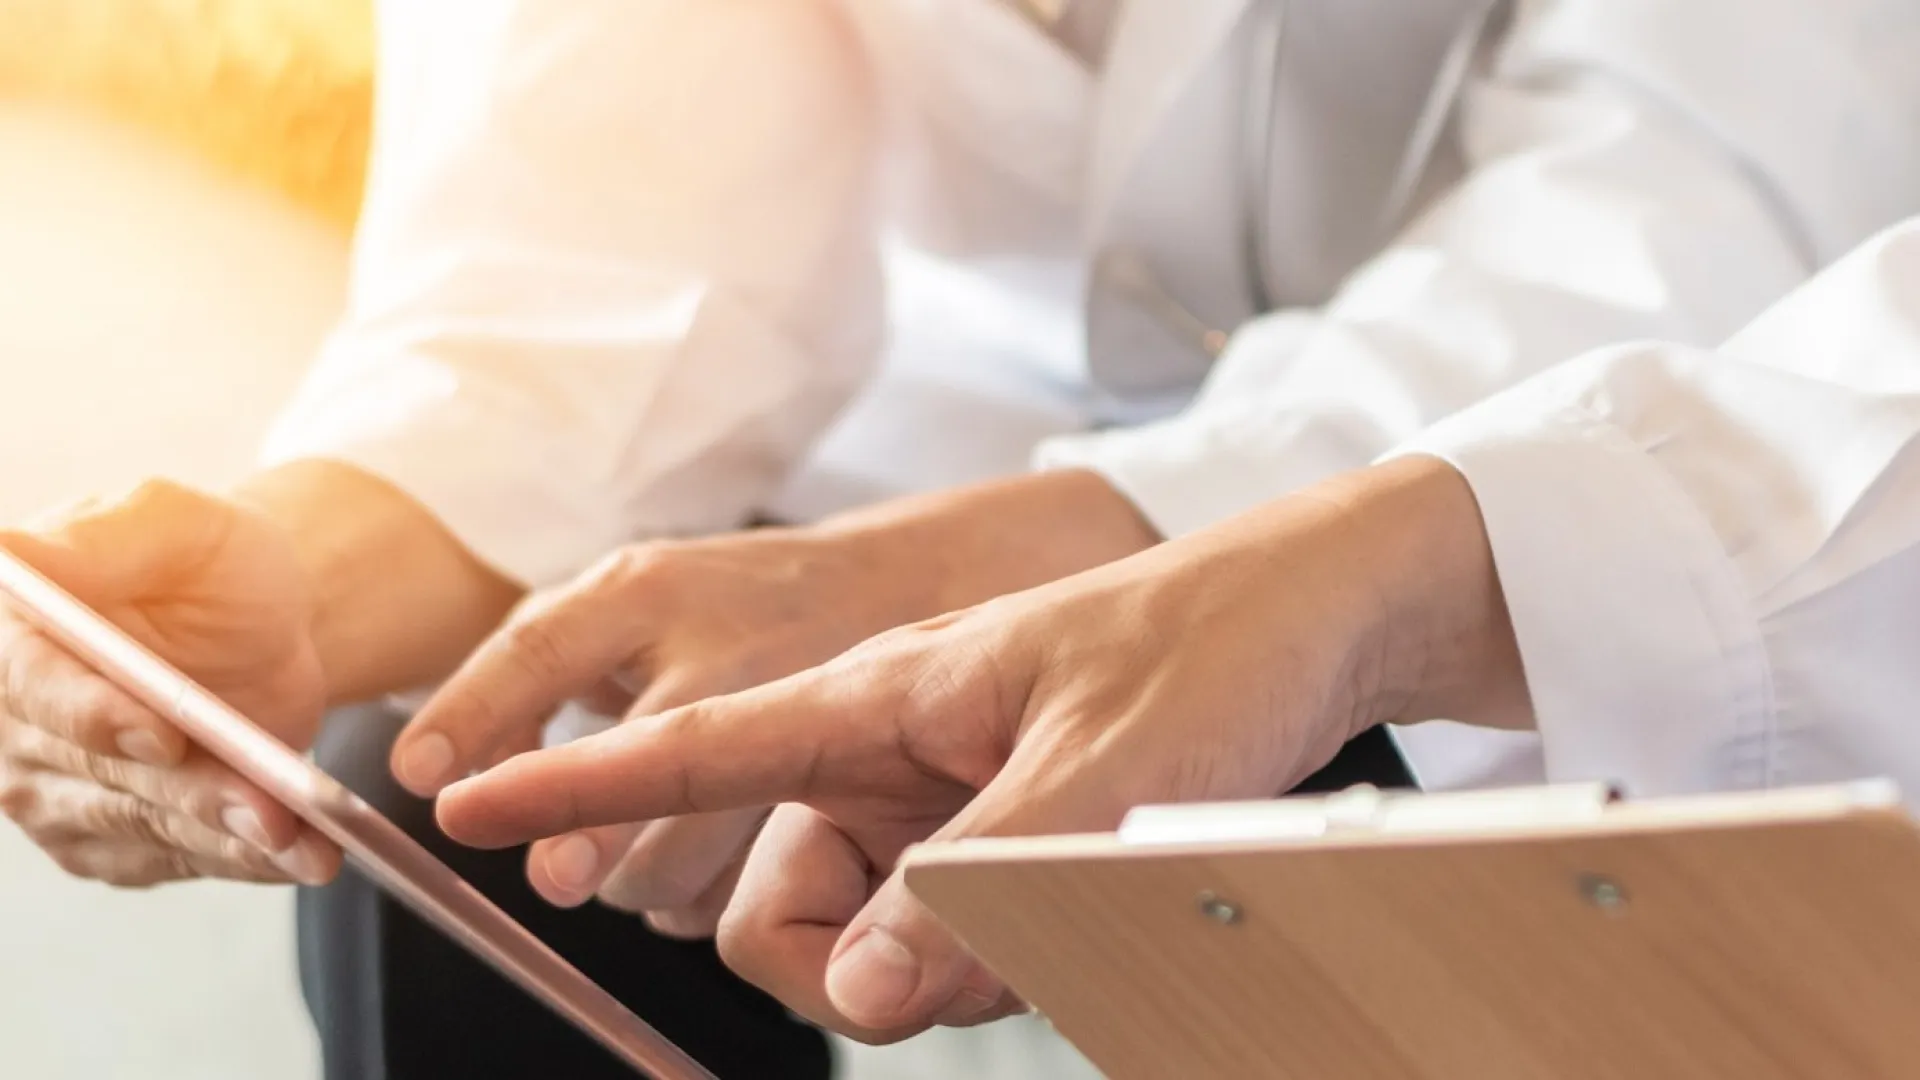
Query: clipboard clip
[{"left": 1117, "top": 782, "right": 1626, "bottom": 847}]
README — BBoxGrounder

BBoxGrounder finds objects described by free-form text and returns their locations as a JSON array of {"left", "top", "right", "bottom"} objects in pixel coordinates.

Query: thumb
[
  {"left": 825, "top": 876, "right": 1019, "bottom": 1032},
  {"left": 824, "top": 750, "right": 1117, "bottom": 1031},
  {"left": 4, "top": 479, "right": 232, "bottom": 603}
]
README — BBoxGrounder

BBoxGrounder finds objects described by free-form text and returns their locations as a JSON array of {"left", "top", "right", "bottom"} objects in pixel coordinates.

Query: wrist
[
  {"left": 1330, "top": 456, "right": 1533, "bottom": 733},
  {"left": 231, "top": 460, "right": 522, "bottom": 705},
  {"left": 811, "top": 469, "right": 1163, "bottom": 622}
]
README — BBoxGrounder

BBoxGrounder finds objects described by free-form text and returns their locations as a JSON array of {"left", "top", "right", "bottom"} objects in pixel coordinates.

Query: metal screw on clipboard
[
  {"left": 1578, "top": 873, "right": 1630, "bottom": 913},
  {"left": 1196, "top": 891, "right": 1244, "bottom": 926}
]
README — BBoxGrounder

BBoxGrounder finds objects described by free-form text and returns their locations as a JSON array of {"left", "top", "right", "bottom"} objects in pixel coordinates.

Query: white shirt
[
  {"left": 264, "top": 0, "right": 1100, "bottom": 587},
  {"left": 1393, "top": 214, "right": 1920, "bottom": 800},
  {"left": 262, "top": 0, "right": 1920, "bottom": 807},
  {"left": 1035, "top": 0, "right": 1920, "bottom": 797}
]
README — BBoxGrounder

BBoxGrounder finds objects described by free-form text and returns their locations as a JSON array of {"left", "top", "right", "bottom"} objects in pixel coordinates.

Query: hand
[
  {"left": 438, "top": 457, "right": 1532, "bottom": 1040},
  {"left": 403, "top": 524, "right": 922, "bottom": 934},
  {"left": 0, "top": 480, "right": 340, "bottom": 887},
  {"left": 398, "top": 470, "right": 1159, "bottom": 935}
]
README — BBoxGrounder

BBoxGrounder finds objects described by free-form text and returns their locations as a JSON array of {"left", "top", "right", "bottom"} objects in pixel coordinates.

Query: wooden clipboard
[{"left": 901, "top": 781, "right": 1920, "bottom": 1080}]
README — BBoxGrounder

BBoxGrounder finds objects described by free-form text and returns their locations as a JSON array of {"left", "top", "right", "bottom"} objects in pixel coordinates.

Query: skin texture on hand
[
  {"left": 437, "top": 455, "right": 1530, "bottom": 1041},
  {"left": 0, "top": 460, "right": 521, "bottom": 889},
  {"left": 0, "top": 479, "right": 336, "bottom": 885},
  {"left": 233, "top": 459, "right": 523, "bottom": 707},
  {"left": 397, "top": 468, "right": 1160, "bottom": 934}
]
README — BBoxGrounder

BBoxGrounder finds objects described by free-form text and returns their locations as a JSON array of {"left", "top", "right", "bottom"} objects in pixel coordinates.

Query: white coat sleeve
[
  {"left": 1038, "top": 0, "right": 1920, "bottom": 543},
  {"left": 260, "top": 0, "right": 883, "bottom": 587},
  {"left": 1393, "top": 216, "right": 1920, "bottom": 799}
]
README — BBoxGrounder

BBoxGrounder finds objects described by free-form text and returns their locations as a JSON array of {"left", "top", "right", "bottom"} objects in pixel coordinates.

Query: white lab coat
[
  {"left": 259, "top": 0, "right": 1920, "bottom": 1075},
  {"left": 1037, "top": 0, "right": 1920, "bottom": 798},
  {"left": 1392, "top": 216, "right": 1920, "bottom": 801}
]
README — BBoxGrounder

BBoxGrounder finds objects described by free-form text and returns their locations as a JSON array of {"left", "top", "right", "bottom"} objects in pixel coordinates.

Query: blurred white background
[{"left": 0, "top": 101, "right": 341, "bottom": 1080}]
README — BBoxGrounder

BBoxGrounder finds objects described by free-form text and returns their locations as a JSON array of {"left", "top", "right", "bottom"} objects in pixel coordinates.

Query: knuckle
[
  {"left": 501, "top": 616, "right": 578, "bottom": 682},
  {"left": 852, "top": 622, "right": 922, "bottom": 657},
  {"left": 900, "top": 634, "right": 1011, "bottom": 743},
  {"left": 96, "top": 796, "right": 170, "bottom": 847},
  {"left": 713, "top": 909, "right": 762, "bottom": 978},
  {"left": 49, "top": 680, "right": 121, "bottom": 745},
  {"left": 124, "top": 477, "right": 197, "bottom": 515},
  {"left": 596, "top": 542, "right": 674, "bottom": 592},
  {"left": 77, "top": 748, "right": 133, "bottom": 791},
  {"left": 206, "top": 834, "right": 257, "bottom": 867},
  {"left": 172, "top": 783, "right": 230, "bottom": 831},
  {"left": 844, "top": 625, "right": 952, "bottom": 689},
  {"left": 713, "top": 892, "right": 785, "bottom": 984},
  {"left": 903, "top": 643, "right": 983, "bottom": 707},
  {"left": 824, "top": 641, "right": 921, "bottom": 708}
]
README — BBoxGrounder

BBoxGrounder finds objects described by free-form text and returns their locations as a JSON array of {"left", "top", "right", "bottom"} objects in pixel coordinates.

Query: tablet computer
[
  {"left": 0, "top": 549, "right": 714, "bottom": 1080},
  {"left": 904, "top": 781, "right": 1920, "bottom": 1080}
]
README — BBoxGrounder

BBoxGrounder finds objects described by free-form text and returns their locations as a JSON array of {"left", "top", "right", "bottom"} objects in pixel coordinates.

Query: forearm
[
  {"left": 233, "top": 460, "right": 522, "bottom": 706},
  {"left": 1323, "top": 456, "right": 1532, "bottom": 732},
  {"left": 1165, "top": 456, "right": 1532, "bottom": 743}
]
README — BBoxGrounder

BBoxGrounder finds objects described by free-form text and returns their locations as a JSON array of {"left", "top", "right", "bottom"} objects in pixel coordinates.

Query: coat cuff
[{"left": 1386, "top": 406, "right": 1775, "bottom": 796}]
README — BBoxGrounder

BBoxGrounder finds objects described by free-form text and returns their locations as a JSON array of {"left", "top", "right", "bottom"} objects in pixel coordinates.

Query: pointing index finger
[
  {"left": 394, "top": 585, "right": 648, "bottom": 796},
  {"left": 436, "top": 667, "right": 870, "bottom": 849}
]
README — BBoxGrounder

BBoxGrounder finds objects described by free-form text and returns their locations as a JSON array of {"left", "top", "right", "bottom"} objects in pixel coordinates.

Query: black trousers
[
  {"left": 296, "top": 706, "right": 834, "bottom": 1080},
  {"left": 296, "top": 706, "right": 1411, "bottom": 1079}
]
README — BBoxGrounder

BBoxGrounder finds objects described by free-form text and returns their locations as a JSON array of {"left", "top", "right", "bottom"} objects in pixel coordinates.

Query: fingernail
[
  {"left": 220, "top": 805, "right": 273, "bottom": 852},
  {"left": 274, "top": 838, "right": 334, "bottom": 887},
  {"left": 116, "top": 729, "right": 170, "bottom": 766},
  {"left": 545, "top": 835, "right": 600, "bottom": 897},
  {"left": 827, "top": 928, "right": 921, "bottom": 1026},
  {"left": 396, "top": 733, "right": 456, "bottom": 793}
]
